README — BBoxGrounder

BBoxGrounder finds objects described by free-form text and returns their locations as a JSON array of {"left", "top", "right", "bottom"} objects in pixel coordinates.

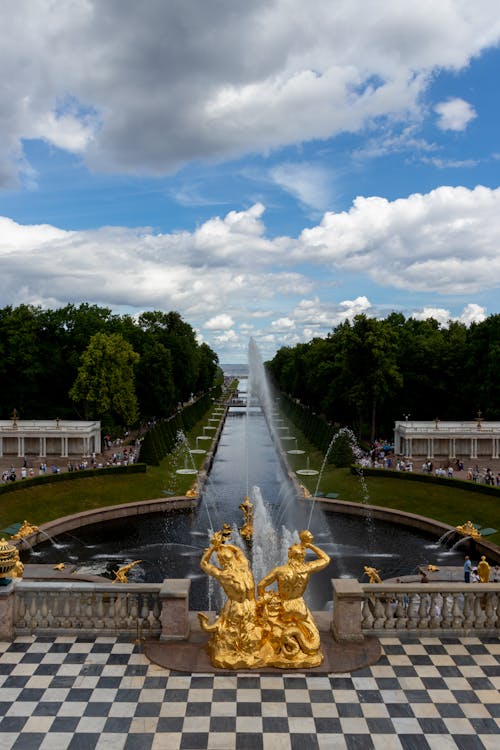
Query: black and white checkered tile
[{"left": 0, "top": 635, "right": 497, "bottom": 749}]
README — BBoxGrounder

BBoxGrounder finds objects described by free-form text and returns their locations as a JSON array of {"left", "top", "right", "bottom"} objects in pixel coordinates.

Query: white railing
[
  {"left": 0, "top": 579, "right": 190, "bottom": 641},
  {"left": 13, "top": 582, "right": 162, "bottom": 637},
  {"left": 331, "top": 580, "right": 500, "bottom": 640}
]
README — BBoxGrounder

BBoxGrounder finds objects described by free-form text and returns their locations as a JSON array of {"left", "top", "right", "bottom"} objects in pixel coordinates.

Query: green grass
[
  {"left": 0, "top": 410, "right": 216, "bottom": 533},
  {"left": 284, "top": 433, "right": 500, "bottom": 547},
  {"left": 2, "top": 404, "right": 500, "bottom": 552}
]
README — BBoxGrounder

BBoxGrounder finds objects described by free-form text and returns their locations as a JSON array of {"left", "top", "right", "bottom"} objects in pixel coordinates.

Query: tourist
[
  {"left": 471, "top": 567, "right": 480, "bottom": 583},
  {"left": 463, "top": 555, "right": 472, "bottom": 583}
]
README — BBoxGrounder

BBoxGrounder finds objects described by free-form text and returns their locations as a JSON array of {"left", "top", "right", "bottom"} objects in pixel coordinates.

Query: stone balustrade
[
  {"left": 0, "top": 579, "right": 191, "bottom": 641},
  {"left": 332, "top": 579, "right": 500, "bottom": 639},
  {"left": 0, "top": 577, "right": 497, "bottom": 644}
]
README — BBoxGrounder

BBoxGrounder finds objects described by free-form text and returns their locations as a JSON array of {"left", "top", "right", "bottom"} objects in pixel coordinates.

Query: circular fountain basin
[
  {"left": 189, "top": 449, "right": 206, "bottom": 455},
  {"left": 296, "top": 469, "right": 319, "bottom": 475},
  {"left": 288, "top": 449, "right": 305, "bottom": 455},
  {"left": 197, "top": 436, "right": 211, "bottom": 441},
  {"left": 176, "top": 468, "right": 198, "bottom": 475}
]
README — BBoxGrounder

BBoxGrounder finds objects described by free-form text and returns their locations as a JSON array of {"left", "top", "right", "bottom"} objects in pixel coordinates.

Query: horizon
[{"left": 1, "top": 2, "right": 500, "bottom": 363}]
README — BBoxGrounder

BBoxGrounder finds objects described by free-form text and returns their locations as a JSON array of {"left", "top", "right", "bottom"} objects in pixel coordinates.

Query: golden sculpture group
[
  {"left": 455, "top": 520, "right": 482, "bottom": 539},
  {"left": 198, "top": 526, "right": 330, "bottom": 669}
]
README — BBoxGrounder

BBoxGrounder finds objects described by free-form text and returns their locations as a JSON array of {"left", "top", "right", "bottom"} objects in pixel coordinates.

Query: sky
[{"left": 1, "top": 1, "right": 500, "bottom": 364}]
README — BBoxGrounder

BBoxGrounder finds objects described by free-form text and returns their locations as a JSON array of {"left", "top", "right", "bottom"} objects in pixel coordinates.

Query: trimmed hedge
[
  {"left": 0, "top": 463, "right": 147, "bottom": 497},
  {"left": 279, "top": 394, "right": 335, "bottom": 456},
  {"left": 352, "top": 465, "right": 500, "bottom": 498},
  {"left": 139, "top": 394, "right": 214, "bottom": 466}
]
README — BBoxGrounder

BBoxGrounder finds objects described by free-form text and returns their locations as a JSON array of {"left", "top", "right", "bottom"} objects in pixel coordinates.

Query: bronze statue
[{"left": 199, "top": 527, "right": 330, "bottom": 669}]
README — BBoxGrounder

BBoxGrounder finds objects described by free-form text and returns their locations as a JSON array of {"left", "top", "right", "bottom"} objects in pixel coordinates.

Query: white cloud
[
  {"left": 458, "top": 303, "right": 487, "bottom": 325},
  {"left": 271, "top": 317, "right": 295, "bottom": 331},
  {"left": 1, "top": 2, "right": 500, "bottom": 185},
  {"left": 204, "top": 314, "right": 234, "bottom": 330},
  {"left": 434, "top": 97, "right": 477, "bottom": 131},
  {"left": 296, "top": 185, "right": 500, "bottom": 294},
  {"left": 0, "top": 185, "right": 498, "bottom": 359},
  {"left": 270, "top": 163, "right": 333, "bottom": 211},
  {"left": 412, "top": 304, "right": 487, "bottom": 326}
]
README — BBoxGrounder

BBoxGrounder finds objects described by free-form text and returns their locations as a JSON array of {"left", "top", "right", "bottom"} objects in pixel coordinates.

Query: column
[
  {"left": 0, "top": 437, "right": 3, "bottom": 457},
  {"left": 470, "top": 437, "right": 477, "bottom": 459},
  {"left": 39, "top": 437, "right": 46, "bottom": 458},
  {"left": 159, "top": 579, "right": 191, "bottom": 640},
  {"left": 61, "top": 437, "right": 68, "bottom": 458},
  {"left": 331, "top": 579, "right": 364, "bottom": 642},
  {"left": 449, "top": 438, "right": 455, "bottom": 459},
  {"left": 17, "top": 436, "right": 24, "bottom": 458},
  {"left": 428, "top": 437, "right": 435, "bottom": 459}
]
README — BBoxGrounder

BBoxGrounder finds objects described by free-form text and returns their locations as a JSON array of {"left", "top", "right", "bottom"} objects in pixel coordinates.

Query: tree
[{"left": 70, "top": 332, "right": 140, "bottom": 428}]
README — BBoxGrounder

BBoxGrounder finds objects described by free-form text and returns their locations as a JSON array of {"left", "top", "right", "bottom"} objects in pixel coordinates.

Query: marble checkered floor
[{"left": 0, "top": 635, "right": 498, "bottom": 750}]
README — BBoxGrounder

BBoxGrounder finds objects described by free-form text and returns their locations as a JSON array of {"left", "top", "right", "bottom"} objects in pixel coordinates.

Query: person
[
  {"left": 471, "top": 567, "right": 480, "bottom": 583},
  {"left": 464, "top": 555, "right": 472, "bottom": 583},
  {"left": 257, "top": 530, "right": 330, "bottom": 666}
]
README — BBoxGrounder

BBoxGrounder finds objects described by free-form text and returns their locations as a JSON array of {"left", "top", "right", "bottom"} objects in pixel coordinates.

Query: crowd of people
[{"left": 1, "top": 434, "right": 138, "bottom": 483}]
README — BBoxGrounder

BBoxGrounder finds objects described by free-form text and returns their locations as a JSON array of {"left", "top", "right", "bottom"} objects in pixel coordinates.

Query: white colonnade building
[
  {"left": 394, "top": 417, "right": 500, "bottom": 461},
  {"left": 0, "top": 417, "right": 101, "bottom": 459}
]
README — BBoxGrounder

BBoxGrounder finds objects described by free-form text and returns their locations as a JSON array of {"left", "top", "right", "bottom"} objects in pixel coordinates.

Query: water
[{"left": 22, "top": 391, "right": 465, "bottom": 609}]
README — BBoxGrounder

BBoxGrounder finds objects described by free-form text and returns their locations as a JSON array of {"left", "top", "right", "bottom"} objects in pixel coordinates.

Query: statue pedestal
[
  {"left": 331, "top": 579, "right": 364, "bottom": 642},
  {"left": 159, "top": 579, "right": 191, "bottom": 641}
]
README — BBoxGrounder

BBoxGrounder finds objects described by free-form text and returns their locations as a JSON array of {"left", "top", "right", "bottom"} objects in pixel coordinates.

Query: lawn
[
  {"left": 1, "top": 407, "right": 499, "bottom": 551},
  {"left": 284, "top": 432, "right": 500, "bottom": 548}
]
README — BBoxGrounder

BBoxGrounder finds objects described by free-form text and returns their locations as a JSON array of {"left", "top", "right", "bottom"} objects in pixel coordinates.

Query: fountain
[
  {"left": 21, "top": 339, "right": 468, "bottom": 609},
  {"left": 296, "top": 456, "right": 319, "bottom": 476}
]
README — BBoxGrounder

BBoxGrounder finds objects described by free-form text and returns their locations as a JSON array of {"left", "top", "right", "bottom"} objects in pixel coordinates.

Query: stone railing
[
  {"left": 0, "top": 579, "right": 190, "bottom": 642},
  {"left": 1, "top": 577, "right": 498, "bottom": 644},
  {"left": 332, "top": 579, "right": 500, "bottom": 639}
]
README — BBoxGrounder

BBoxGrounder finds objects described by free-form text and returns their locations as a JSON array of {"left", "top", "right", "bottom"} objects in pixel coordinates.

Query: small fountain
[{"left": 296, "top": 455, "right": 319, "bottom": 476}]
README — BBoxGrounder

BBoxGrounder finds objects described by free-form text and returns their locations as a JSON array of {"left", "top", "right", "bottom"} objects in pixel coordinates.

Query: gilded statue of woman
[{"left": 257, "top": 530, "right": 330, "bottom": 667}]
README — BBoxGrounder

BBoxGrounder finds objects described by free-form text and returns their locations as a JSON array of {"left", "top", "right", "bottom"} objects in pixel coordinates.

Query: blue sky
[{"left": 1, "top": 1, "right": 500, "bottom": 363}]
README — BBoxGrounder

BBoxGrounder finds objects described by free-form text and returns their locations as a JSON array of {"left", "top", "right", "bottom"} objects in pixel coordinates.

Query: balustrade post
[
  {"left": 0, "top": 582, "right": 16, "bottom": 641},
  {"left": 331, "top": 579, "right": 364, "bottom": 642},
  {"left": 159, "top": 579, "right": 191, "bottom": 641}
]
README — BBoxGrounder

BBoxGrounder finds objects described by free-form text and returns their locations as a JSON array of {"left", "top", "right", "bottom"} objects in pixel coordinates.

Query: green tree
[{"left": 70, "top": 332, "right": 140, "bottom": 428}]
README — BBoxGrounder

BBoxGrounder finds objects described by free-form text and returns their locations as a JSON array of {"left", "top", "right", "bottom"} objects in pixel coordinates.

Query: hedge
[{"left": 351, "top": 465, "right": 500, "bottom": 498}]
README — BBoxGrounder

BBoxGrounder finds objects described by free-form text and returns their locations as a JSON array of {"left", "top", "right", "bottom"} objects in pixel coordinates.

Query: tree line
[
  {"left": 0, "top": 304, "right": 221, "bottom": 433},
  {"left": 267, "top": 312, "right": 500, "bottom": 444}
]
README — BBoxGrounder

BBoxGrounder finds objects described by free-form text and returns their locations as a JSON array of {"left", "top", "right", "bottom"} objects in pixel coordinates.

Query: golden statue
[
  {"left": 186, "top": 482, "right": 198, "bottom": 498},
  {"left": 198, "top": 527, "right": 330, "bottom": 669},
  {"left": 427, "top": 564, "right": 439, "bottom": 572},
  {"left": 455, "top": 521, "right": 482, "bottom": 539},
  {"left": 113, "top": 560, "right": 141, "bottom": 583},
  {"left": 11, "top": 548, "right": 24, "bottom": 578},
  {"left": 198, "top": 529, "right": 262, "bottom": 668},
  {"left": 257, "top": 529, "right": 330, "bottom": 668},
  {"left": 477, "top": 555, "right": 491, "bottom": 583},
  {"left": 54, "top": 563, "right": 66, "bottom": 570},
  {"left": 363, "top": 566, "right": 382, "bottom": 584},
  {"left": 11, "top": 520, "right": 39, "bottom": 540},
  {"left": 239, "top": 496, "right": 254, "bottom": 541}
]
